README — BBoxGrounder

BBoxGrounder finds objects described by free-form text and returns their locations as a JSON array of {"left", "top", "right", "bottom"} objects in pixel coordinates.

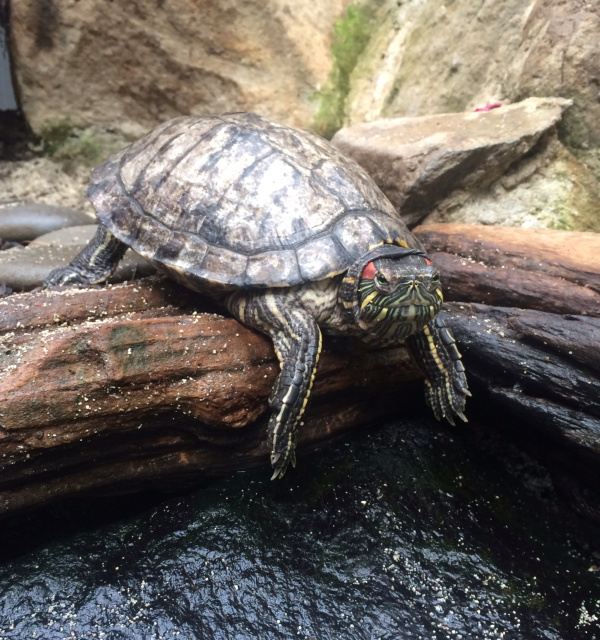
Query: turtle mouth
[{"left": 361, "top": 300, "right": 440, "bottom": 324}]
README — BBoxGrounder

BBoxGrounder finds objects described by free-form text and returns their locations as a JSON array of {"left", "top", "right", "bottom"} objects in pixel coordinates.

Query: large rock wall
[
  {"left": 347, "top": 0, "right": 600, "bottom": 149},
  {"left": 9, "top": 0, "right": 350, "bottom": 138}
]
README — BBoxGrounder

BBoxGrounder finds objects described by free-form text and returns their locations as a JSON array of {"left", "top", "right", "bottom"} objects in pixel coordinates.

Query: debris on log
[
  {"left": 0, "top": 278, "right": 421, "bottom": 514},
  {"left": 2, "top": 222, "right": 600, "bottom": 514}
]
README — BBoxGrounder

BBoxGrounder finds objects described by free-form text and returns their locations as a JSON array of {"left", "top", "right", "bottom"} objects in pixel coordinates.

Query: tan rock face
[
  {"left": 9, "top": 0, "right": 350, "bottom": 138},
  {"left": 333, "top": 97, "right": 576, "bottom": 227},
  {"left": 347, "top": 0, "right": 600, "bottom": 150},
  {"left": 347, "top": 0, "right": 537, "bottom": 125},
  {"left": 507, "top": 0, "right": 600, "bottom": 148}
]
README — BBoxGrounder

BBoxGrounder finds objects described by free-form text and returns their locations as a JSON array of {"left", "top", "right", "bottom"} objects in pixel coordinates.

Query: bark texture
[
  {"left": 0, "top": 278, "right": 420, "bottom": 513},
  {"left": 1, "top": 223, "right": 600, "bottom": 513}
]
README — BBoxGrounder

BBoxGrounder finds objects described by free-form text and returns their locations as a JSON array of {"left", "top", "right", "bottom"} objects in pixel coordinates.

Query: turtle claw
[
  {"left": 270, "top": 468, "right": 283, "bottom": 481},
  {"left": 270, "top": 453, "right": 291, "bottom": 481},
  {"left": 44, "top": 267, "right": 90, "bottom": 288},
  {"left": 424, "top": 368, "right": 469, "bottom": 427}
]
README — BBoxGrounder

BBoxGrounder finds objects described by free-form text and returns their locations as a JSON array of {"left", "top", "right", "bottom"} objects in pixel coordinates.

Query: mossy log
[{"left": 1, "top": 223, "right": 600, "bottom": 514}]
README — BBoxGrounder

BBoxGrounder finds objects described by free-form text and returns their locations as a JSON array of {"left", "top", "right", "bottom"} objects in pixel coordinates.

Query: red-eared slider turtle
[{"left": 45, "top": 113, "right": 469, "bottom": 479}]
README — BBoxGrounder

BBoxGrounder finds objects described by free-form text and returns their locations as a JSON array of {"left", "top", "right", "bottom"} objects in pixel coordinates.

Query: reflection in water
[{"left": 0, "top": 415, "right": 599, "bottom": 639}]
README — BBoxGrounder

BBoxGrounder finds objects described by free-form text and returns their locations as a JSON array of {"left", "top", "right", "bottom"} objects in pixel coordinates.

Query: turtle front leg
[
  {"left": 406, "top": 315, "right": 470, "bottom": 425},
  {"left": 227, "top": 289, "right": 322, "bottom": 479},
  {"left": 45, "top": 224, "right": 127, "bottom": 287}
]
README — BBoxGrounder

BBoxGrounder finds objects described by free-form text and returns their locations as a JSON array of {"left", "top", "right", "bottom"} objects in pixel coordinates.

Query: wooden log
[
  {"left": 415, "top": 223, "right": 600, "bottom": 314},
  {"left": 442, "top": 303, "right": 600, "bottom": 456},
  {"left": 0, "top": 278, "right": 421, "bottom": 513},
  {"left": 2, "top": 222, "right": 600, "bottom": 513},
  {"left": 416, "top": 224, "right": 600, "bottom": 470}
]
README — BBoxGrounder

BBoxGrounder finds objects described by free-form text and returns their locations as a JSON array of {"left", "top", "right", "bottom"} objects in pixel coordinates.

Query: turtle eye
[{"left": 375, "top": 273, "right": 389, "bottom": 287}]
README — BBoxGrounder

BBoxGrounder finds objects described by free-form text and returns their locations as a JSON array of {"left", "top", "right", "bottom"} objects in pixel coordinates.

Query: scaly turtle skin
[{"left": 45, "top": 113, "right": 470, "bottom": 479}]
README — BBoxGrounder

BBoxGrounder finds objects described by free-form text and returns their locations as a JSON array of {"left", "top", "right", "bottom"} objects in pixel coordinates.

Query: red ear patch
[
  {"left": 361, "top": 261, "right": 377, "bottom": 279},
  {"left": 425, "top": 258, "right": 432, "bottom": 265}
]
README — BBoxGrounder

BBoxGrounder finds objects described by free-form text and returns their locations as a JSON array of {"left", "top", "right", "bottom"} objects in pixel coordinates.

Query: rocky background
[
  {"left": 1, "top": 0, "right": 600, "bottom": 231},
  {"left": 2, "top": 0, "right": 600, "bottom": 509}
]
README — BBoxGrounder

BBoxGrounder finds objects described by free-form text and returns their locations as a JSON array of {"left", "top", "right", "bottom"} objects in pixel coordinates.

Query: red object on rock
[{"left": 475, "top": 102, "right": 503, "bottom": 112}]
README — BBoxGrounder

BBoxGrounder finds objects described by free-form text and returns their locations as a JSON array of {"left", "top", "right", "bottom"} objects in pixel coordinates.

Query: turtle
[{"left": 45, "top": 112, "right": 469, "bottom": 479}]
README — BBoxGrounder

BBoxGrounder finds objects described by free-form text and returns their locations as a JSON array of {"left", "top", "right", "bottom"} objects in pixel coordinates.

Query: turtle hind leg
[
  {"left": 45, "top": 224, "right": 127, "bottom": 287},
  {"left": 407, "top": 315, "right": 471, "bottom": 425},
  {"left": 227, "top": 289, "right": 322, "bottom": 479}
]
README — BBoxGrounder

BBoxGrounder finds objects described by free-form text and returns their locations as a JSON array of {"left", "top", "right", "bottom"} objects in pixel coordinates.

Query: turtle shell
[{"left": 88, "top": 113, "right": 423, "bottom": 289}]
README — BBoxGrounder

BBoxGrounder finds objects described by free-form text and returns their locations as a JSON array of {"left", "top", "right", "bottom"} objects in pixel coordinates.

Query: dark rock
[
  {"left": 0, "top": 239, "right": 22, "bottom": 251},
  {"left": 0, "top": 201, "right": 94, "bottom": 241},
  {"left": 0, "top": 224, "right": 155, "bottom": 290},
  {"left": 0, "top": 417, "right": 599, "bottom": 639}
]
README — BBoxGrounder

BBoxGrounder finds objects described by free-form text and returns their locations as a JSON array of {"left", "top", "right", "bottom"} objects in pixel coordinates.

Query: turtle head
[{"left": 357, "top": 254, "right": 443, "bottom": 334}]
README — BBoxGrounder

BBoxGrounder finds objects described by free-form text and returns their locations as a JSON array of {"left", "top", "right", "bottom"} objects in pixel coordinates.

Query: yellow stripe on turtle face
[
  {"left": 360, "top": 291, "right": 378, "bottom": 311},
  {"left": 375, "top": 308, "right": 388, "bottom": 321}
]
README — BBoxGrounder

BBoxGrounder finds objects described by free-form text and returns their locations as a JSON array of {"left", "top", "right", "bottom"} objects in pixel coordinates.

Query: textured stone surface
[
  {"left": 8, "top": 0, "right": 350, "bottom": 138},
  {"left": 0, "top": 224, "right": 154, "bottom": 291},
  {"left": 506, "top": 0, "right": 600, "bottom": 149},
  {"left": 333, "top": 97, "right": 573, "bottom": 227},
  {"left": 347, "top": 0, "right": 600, "bottom": 152},
  {"left": 0, "top": 201, "right": 93, "bottom": 241},
  {"left": 0, "top": 157, "right": 94, "bottom": 214},
  {"left": 422, "top": 136, "right": 600, "bottom": 231},
  {"left": 346, "top": 0, "right": 537, "bottom": 125}
]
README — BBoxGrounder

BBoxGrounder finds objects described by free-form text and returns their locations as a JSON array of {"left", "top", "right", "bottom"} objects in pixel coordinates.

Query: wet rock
[
  {"left": 333, "top": 97, "right": 572, "bottom": 227},
  {"left": 1, "top": 416, "right": 599, "bottom": 639},
  {"left": 0, "top": 201, "right": 94, "bottom": 241},
  {"left": 8, "top": 0, "right": 350, "bottom": 138},
  {"left": 0, "top": 224, "right": 155, "bottom": 291}
]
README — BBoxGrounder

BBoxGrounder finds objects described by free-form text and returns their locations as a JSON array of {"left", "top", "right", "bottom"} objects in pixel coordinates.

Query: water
[{"left": 0, "top": 414, "right": 599, "bottom": 639}]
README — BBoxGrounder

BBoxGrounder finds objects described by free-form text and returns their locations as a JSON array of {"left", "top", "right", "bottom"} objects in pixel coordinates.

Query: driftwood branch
[
  {"left": 417, "top": 223, "right": 600, "bottom": 460},
  {"left": 0, "top": 278, "right": 420, "bottom": 514},
  {"left": 1, "top": 222, "right": 600, "bottom": 513}
]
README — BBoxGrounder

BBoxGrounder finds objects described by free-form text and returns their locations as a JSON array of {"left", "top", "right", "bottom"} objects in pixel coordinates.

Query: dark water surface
[{"left": 0, "top": 415, "right": 599, "bottom": 639}]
